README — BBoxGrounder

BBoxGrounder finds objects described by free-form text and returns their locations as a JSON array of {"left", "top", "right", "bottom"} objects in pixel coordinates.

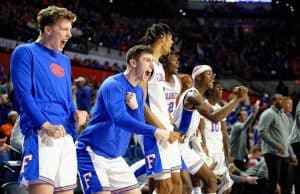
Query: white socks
[
  {"left": 192, "top": 187, "right": 216, "bottom": 194},
  {"left": 192, "top": 187, "right": 202, "bottom": 194}
]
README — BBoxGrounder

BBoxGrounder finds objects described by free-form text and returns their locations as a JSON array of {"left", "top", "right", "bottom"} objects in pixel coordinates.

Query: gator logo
[{"left": 50, "top": 63, "right": 65, "bottom": 77}]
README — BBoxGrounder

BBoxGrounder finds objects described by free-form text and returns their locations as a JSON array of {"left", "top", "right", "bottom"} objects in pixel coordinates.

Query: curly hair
[{"left": 140, "top": 23, "right": 174, "bottom": 45}]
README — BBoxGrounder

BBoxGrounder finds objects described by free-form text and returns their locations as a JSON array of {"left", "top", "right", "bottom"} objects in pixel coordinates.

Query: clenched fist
[
  {"left": 154, "top": 128, "right": 170, "bottom": 142},
  {"left": 126, "top": 92, "right": 138, "bottom": 110},
  {"left": 74, "top": 110, "right": 89, "bottom": 127}
]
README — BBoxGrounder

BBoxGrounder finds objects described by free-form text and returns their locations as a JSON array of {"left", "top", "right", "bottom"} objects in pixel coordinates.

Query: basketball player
[
  {"left": 160, "top": 53, "right": 193, "bottom": 194},
  {"left": 199, "top": 83, "right": 233, "bottom": 194},
  {"left": 76, "top": 45, "right": 170, "bottom": 194},
  {"left": 10, "top": 6, "right": 88, "bottom": 194},
  {"left": 140, "top": 23, "right": 182, "bottom": 194},
  {"left": 174, "top": 65, "right": 248, "bottom": 194},
  {"left": 160, "top": 52, "right": 182, "bottom": 117}
]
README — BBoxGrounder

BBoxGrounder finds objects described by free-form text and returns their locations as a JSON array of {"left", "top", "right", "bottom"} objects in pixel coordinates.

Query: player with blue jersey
[
  {"left": 10, "top": 6, "right": 88, "bottom": 194},
  {"left": 76, "top": 45, "right": 170, "bottom": 194}
]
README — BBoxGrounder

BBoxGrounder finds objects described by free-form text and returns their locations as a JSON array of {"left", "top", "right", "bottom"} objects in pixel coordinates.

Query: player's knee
[
  {"left": 156, "top": 179, "right": 173, "bottom": 194},
  {"left": 205, "top": 173, "right": 217, "bottom": 190},
  {"left": 171, "top": 172, "right": 182, "bottom": 185},
  {"left": 163, "top": 179, "right": 173, "bottom": 192},
  {"left": 125, "top": 188, "right": 141, "bottom": 194},
  {"left": 183, "top": 183, "right": 193, "bottom": 194}
]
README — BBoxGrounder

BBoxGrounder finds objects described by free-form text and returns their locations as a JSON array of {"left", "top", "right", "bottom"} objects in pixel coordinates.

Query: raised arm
[
  {"left": 195, "top": 87, "right": 248, "bottom": 123},
  {"left": 238, "top": 103, "right": 259, "bottom": 131}
]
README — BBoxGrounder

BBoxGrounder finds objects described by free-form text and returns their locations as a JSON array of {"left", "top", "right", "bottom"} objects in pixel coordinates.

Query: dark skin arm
[
  {"left": 184, "top": 86, "right": 248, "bottom": 123},
  {"left": 221, "top": 121, "right": 230, "bottom": 162},
  {"left": 199, "top": 118, "right": 209, "bottom": 155}
]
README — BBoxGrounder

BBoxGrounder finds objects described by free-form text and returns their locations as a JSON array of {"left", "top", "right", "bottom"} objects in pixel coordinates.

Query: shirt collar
[{"left": 271, "top": 105, "right": 282, "bottom": 114}]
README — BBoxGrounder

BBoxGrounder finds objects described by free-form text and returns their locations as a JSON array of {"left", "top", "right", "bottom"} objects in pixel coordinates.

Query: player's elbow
[{"left": 207, "top": 115, "right": 220, "bottom": 123}]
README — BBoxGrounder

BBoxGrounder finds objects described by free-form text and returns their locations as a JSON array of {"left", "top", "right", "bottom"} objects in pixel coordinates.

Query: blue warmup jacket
[
  {"left": 10, "top": 42, "right": 77, "bottom": 138},
  {"left": 77, "top": 73, "right": 156, "bottom": 158}
]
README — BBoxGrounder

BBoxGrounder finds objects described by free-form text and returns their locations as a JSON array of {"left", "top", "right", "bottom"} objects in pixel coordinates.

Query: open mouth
[
  {"left": 143, "top": 70, "right": 152, "bottom": 81},
  {"left": 61, "top": 40, "right": 67, "bottom": 46},
  {"left": 208, "top": 80, "right": 214, "bottom": 88},
  {"left": 145, "top": 70, "right": 152, "bottom": 77}
]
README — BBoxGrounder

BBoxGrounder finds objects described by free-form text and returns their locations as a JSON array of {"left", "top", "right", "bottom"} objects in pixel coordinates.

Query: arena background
[{"left": 0, "top": 1, "right": 299, "bottom": 193}]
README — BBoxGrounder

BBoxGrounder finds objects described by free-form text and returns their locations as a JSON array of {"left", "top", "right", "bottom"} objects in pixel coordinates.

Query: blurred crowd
[{"left": 0, "top": 0, "right": 299, "bottom": 80}]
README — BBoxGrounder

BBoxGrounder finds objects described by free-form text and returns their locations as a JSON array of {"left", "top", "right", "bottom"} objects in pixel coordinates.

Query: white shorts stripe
[
  {"left": 77, "top": 146, "right": 139, "bottom": 193},
  {"left": 19, "top": 131, "right": 77, "bottom": 190}
]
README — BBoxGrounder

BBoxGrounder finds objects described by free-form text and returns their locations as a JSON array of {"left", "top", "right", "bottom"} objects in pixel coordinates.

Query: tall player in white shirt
[{"left": 140, "top": 23, "right": 182, "bottom": 194}]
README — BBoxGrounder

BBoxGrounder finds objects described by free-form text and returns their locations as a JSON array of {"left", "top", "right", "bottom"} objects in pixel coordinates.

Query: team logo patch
[{"left": 50, "top": 63, "right": 65, "bottom": 77}]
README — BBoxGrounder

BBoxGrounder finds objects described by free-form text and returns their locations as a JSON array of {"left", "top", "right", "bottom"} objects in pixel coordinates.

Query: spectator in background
[
  {"left": 289, "top": 100, "right": 300, "bottom": 194},
  {"left": 71, "top": 26, "right": 83, "bottom": 38},
  {"left": 103, "top": 61, "right": 112, "bottom": 71},
  {"left": 230, "top": 104, "right": 259, "bottom": 171},
  {"left": 283, "top": 96, "right": 294, "bottom": 134},
  {"left": 247, "top": 145, "right": 263, "bottom": 168},
  {"left": 226, "top": 90, "right": 252, "bottom": 126},
  {"left": 260, "top": 93, "right": 271, "bottom": 111},
  {"left": 230, "top": 156, "right": 268, "bottom": 194},
  {"left": 0, "top": 93, "right": 12, "bottom": 125},
  {"left": 0, "top": 110, "right": 18, "bottom": 144},
  {"left": 0, "top": 137, "right": 9, "bottom": 152},
  {"left": 258, "top": 93, "right": 297, "bottom": 194},
  {"left": 75, "top": 76, "right": 91, "bottom": 112},
  {"left": 282, "top": 96, "right": 295, "bottom": 193},
  {"left": 276, "top": 80, "right": 289, "bottom": 96},
  {"left": 111, "top": 62, "right": 122, "bottom": 72}
]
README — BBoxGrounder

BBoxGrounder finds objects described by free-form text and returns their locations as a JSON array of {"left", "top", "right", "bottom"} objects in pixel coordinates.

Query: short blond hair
[{"left": 37, "top": 6, "right": 76, "bottom": 32}]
